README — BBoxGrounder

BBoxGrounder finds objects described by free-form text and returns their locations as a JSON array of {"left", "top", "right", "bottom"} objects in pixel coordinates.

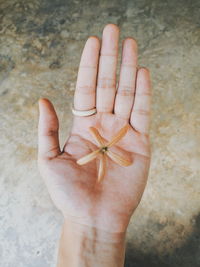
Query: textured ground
[{"left": 0, "top": 0, "right": 200, "bottom": 266}]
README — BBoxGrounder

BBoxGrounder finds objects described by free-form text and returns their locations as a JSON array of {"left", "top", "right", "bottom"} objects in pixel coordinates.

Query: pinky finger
[{"left": 130, "top": 68, "right": 152, "bottom": 134}]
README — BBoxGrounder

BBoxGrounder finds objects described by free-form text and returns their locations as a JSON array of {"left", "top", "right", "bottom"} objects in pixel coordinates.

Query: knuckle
[
  {"left": 76, "top": 85, "right": 95, "bottom": 95},
  {"left": 97, "top": 77, "right": 115, "bottom": 88},
  {"left": 117, "top": 89, "right": 134, "bottom": 96}
]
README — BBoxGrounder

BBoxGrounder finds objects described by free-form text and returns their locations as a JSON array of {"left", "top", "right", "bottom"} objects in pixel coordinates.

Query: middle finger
[{"left": 96, "top": 24, "right": 119, "bottom": 113}]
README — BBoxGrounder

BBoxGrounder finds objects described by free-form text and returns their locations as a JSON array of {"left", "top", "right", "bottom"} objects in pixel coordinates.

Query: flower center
[{"left": 101, "top": 146, "right": 108, "bottom": 153}]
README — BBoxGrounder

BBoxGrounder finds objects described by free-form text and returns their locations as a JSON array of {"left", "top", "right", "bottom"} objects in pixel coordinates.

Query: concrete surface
[{"left": 0, "top": 0, "right": 200, "bottom": 266}]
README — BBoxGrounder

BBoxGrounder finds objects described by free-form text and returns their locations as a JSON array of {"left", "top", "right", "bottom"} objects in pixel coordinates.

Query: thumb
[{"left": 38, "top": 98, "right": 61, "bottom": 159}]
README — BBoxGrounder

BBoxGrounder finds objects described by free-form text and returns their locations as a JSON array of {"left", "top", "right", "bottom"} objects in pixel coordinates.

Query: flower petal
[
  {"left": 97, "top": 153, "right": 106, "bottom": 182},
  {"left": 106, "top": 124, "right": 129, "bottom": 147},
  {"left": 107, "top": 150, "right": 132, "bottom": 166},
  {"left": 77, "top": 149, "right": 100, "bottom": 165},
  {"left": 89, "top": 127, "right": 105, "bottom": 146}
]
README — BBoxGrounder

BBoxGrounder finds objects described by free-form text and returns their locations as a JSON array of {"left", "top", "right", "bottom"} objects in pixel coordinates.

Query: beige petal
[
  {"left": 97, "top": 153, "right": 106, "bottom": 183},
  {"left": 89, "top": 127, "right": 105, "bottom": 146},
  {"left": 77, "top": 149, "right": 100, "bottom": 165},
  {"left": 106, "top": 124, "right": 129, "bottom": 147},
  {"left": 107, "top": 150, "right": 132, "bottom": 166}
]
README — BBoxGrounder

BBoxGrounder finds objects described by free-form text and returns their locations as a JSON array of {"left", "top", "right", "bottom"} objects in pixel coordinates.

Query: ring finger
[{"left": 114, "top": 38, "right": 138, "bottom": 119}]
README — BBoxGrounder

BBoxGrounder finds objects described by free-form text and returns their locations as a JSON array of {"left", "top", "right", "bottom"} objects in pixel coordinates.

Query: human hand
[{"left": 38, "top": 24, "right": 151, "bottom": 235}]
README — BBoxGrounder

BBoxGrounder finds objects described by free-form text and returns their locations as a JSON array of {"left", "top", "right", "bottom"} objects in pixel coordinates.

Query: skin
[{"left": 38, "top": 24, "right": 151, "bottom": 266}]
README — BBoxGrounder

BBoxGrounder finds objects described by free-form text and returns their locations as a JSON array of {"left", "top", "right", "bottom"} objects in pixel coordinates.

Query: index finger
[{"left": 74, "top": 36, "right": 100, "bottom": 111}]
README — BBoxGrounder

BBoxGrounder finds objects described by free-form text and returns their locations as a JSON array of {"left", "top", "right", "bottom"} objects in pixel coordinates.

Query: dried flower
[{"left": 77, "top": 124, "right": 132, "bottom": 182}]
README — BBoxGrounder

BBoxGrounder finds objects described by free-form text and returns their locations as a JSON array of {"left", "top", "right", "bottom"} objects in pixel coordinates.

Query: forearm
[{"left": 57, "top": 219, "right": 127, "bottom": 267}]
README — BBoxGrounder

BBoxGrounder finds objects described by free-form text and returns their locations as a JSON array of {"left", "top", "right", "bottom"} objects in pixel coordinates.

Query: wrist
[
  {"left": 63, "top": 218, "right": 127, "bottom": 243},
  {"left": 57, "top": 218, "right": 127, "bottom": 267}
]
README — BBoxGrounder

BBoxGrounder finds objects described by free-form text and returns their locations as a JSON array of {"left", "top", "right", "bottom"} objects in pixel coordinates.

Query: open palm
[{"left": 38, "top": 24, "right": 151, "bottom": 234}]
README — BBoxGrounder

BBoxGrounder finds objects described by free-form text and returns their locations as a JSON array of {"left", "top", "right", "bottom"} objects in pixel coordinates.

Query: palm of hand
[
  {"left": 39, "top": 114, "right": 150, "bottom": 232},
  {"left": 38, "top": 24, "right": 151, "bottom": 233}
]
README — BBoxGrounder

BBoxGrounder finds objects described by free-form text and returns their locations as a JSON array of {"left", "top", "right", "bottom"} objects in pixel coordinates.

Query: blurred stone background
[{"left": 0, "top": 0, "right": 199, "bottom": 266}]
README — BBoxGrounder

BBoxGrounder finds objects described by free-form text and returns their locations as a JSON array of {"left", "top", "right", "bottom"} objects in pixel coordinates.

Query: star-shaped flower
[{"left": 77, "top": 124, "right": 132, "bottom": 182}]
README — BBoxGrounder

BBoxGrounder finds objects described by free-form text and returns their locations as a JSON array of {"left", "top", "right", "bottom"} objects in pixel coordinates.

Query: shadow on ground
[{"left": 125, "top": 213, "right": 200, "bottom": 267}]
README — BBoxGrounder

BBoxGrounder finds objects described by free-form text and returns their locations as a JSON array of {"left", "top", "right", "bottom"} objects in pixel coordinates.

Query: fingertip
[
  {"left": 123, "top": 37, "right": 138, "bottom": 49},
  {"left": 88, "top": 35, "right": 100, "bottom": 42},
  {"left": 137, "top": 67, "right": 151, "bottom": 86},
  {"left": 38, "top": 98, "right": 44, "bottom": 113},
  {"left": 38, "top": 99, "right": 48, "bottom": 115},
  {"left": 121, "top": 37, "right": 138, "bottom": 66},
  {"left": 38, "top": 98, "right": 58, "bottom": 119},
  {"left": 38, "top": 97, "right": 51, "bottom": 104},
  {"left": 86, "top": 35, "right": 101, "bottom": 49},
  {"left": 103, "top": 23, "right": 120, "bottom": 34},
  {"left": 38, "top": 98, "right": 48, "bottom": 108},
  {"left": 38, "top": 98, "right": 55, "bottom": 109}
]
